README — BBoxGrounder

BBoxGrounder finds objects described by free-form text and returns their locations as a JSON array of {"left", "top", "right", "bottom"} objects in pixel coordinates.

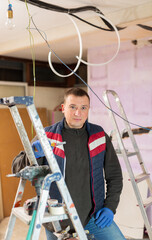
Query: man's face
[{"left": 61, "top": 94, "right": 90, "bottom": 129}]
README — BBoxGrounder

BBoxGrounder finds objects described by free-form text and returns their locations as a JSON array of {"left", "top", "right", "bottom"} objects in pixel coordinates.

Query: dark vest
[{"left": 45, "top": 118, "right": 106, "bottom": 215}]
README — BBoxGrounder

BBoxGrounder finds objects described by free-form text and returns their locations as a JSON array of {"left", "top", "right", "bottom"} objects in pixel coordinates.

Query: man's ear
[{"left": 61, "top": 104, "right": 64, "bottom": 113}]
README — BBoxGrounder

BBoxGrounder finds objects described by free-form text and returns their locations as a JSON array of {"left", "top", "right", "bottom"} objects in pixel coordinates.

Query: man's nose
[{"left": 75, "top": 109, "right": 81, "bottom": 116}]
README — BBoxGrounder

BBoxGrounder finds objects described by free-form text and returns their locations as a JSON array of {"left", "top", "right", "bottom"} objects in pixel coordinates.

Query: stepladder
[
  {"left": 0, "top": 96, "right": 88, "bottom": 240},
  {"left": 103, "top": 90, "right": 152, "bottom": 240}
]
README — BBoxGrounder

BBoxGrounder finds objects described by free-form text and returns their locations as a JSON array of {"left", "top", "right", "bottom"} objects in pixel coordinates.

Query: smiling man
[{"left": 13, "top": 88, "right": 126, "bottom": 240}]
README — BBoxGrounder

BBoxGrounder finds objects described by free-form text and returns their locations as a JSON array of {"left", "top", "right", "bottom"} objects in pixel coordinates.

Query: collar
[{"left": 63, "top": 119, "right": 87, "bottom": 136}]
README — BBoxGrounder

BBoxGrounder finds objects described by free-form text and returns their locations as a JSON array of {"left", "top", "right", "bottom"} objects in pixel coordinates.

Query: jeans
[
  {"left": 45, "top": 228, "right": 57, "bottom": 240},
  {"left": 84, "top": 217, "right": 126, "bottom": 240},
  {"left": 45, "top": 217, "right": 126, "bottom": 240}
]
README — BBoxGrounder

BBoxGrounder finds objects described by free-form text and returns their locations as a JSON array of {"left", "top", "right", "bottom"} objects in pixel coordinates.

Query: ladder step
[
  {"left": 135, "top": 173, "right": 150, "bottom": 183},
  {"left": 12, "top": 207, "right": 68, "bottom": 225},
  {"left": 12, "top": 207, "right": 31, "bottom": 225},
  {"left": 116, "top": 150, "right": 137, "bottom": 157},
  {"left": 143, "top": 196, "right": 152, "bottom": 208},
  {"left": 127, "top": 152, "right": 138, "bottom": 157}
]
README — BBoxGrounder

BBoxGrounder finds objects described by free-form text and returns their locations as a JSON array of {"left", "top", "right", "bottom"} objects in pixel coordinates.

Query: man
[
  {"left": 31, "top": 88, "right": 125, "bottom": 240},
  {"left": 13, "top": 88, "right": 125, "bottom": 240}
]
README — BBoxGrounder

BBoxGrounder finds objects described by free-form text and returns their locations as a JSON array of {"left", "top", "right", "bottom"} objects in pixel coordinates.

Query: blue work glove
[
  {"left": 32, "top": 140, "right": 45, "bottom": 158},
  {"left": 95, "top": 207, "right": 114, "bottom": 229}
]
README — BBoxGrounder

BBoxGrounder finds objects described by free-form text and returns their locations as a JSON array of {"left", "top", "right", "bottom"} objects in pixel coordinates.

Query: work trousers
[{"left": 45, "top": 217, "right": 126, "bottom": 240}]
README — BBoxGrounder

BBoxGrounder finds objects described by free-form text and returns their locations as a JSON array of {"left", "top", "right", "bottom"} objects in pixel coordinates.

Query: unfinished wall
[
  {"left": 28, "top": 86, "right": 65, "bottom": 124},
  {"left": 88, "top": 41, "right": 152, "bottom": 238}
]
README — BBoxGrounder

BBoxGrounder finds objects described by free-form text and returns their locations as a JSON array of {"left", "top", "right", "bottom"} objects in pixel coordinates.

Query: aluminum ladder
[
  {"left": 103, "top": 90, "right": 152, "bottom": 240},
  {"left": 0, "top": 96, "right": 88, "bottom": 240}
]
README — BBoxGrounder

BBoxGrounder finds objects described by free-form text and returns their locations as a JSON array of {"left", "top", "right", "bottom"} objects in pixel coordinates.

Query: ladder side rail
[
  {"left": 9, "top": 105, "right": 38, "bottom": 166},
  {"left": 5, "top": 214, "right": 17, "bottom": 240},
  {"left": 5, "top": 178, "right": 26, "bottom": 240},
  {"left": 32, "top": 172, "right": 62, "bottom": 240},
  {"left": 26, "top": 103, "right": 88, "bottom": 240},
  {"left": 32, "top": 188, "right": 48, "bottom": 240},
  {"left": 105, "top": 91, "right": 152, "bottom": 194}
]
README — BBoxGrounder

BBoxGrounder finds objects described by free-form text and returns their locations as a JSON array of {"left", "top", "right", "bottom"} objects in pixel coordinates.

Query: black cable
[
  {"left": 69, "top": 13, "right": 125, "bottom": 32},
  {"left": 137, "top": 24, "right": 152, "bottom": 31},
  {"left": 19, "top": 0, "right": 125, "bottom": 31}
]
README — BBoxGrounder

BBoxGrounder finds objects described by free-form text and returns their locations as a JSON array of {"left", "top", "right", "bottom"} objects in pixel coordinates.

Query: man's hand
[
  {"left": 95, "top": 207, "right": 114, "bottom": 228},
  {"left": 32, "top": 140, "right": 45, "bottom": 158}
]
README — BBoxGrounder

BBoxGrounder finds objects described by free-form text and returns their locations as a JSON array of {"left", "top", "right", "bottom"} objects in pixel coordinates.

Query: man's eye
[
  {"left": 82, "top": 107, "right": 86, "bottom": 110},
  {"left": 70, "top": 106, "right": 75, "bottom": 109}
]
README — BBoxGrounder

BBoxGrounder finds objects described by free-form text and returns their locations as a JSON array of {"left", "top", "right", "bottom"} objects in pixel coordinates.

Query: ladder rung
[
  {"left": 135, "top": 173, "right": 150, "bottom": 183},
  {"left": 12, "top": 207, "right": 68, "bottom": 225},
  {"left": 42, "top": 212, "right": 68, "bottom": 223},
  {"left": 12, "top": 207, "right": 31, "bottom": 225},
  {"left": 127, "top": 152, "right": 138, "bottom": 157},
  {"left": 116, "top": 150, "right": 137, "bottom": 157},
  {"left": 143, "top": 196, "right": 152, "bottom": 208}
]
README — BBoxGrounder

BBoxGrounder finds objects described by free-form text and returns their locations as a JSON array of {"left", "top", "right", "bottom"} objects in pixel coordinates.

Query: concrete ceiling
[{"left": 1, "top": 0, "right": 152, "bottom": 64}]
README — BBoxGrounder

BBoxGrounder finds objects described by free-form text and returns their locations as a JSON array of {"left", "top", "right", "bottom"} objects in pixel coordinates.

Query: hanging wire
[
  {"left": 137, "top": 24, "right": 152, "bottom": 31},
  {"left": 21, "top": 1, "right": 121, "bottom": 68},
  {"left": 25, "top": 0, "right": 36, "bottom": 93},
  {"left": 48, "top": 14, "right": 83, "bottom": 78},
  {"left": 25, "top": 0, "right": 36, "bottom": 138},
  {"left": 29, "top": 16, "right": 152, "bottom": 132},
  {"left": 75, "top": 13, "right": 120, "bottom": 66}
]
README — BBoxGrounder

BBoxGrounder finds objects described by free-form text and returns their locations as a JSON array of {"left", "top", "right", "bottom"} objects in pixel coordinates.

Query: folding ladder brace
[
  {"left": 0, "top": 96, "right": 88, "bottom": 240},
  {"left": 103, "top": 90, "right": 152, "bottom": 240}
]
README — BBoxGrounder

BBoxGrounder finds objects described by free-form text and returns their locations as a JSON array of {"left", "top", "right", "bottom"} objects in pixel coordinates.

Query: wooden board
[
  {"left": 0, "top": 107, "right": 48, "bottom": 217},
  {"left": 0, "top": 174, "right": 4, "bottom": 221}
]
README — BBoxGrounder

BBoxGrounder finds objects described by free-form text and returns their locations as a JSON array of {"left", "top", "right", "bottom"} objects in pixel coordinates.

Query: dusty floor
[{"left": 0, "top": 217, "right": 46, "bottom": 240}]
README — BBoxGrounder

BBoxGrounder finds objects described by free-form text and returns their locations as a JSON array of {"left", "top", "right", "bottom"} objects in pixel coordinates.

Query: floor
[{"left": 0, "top": 217, "right": 46, "bottom": 240}]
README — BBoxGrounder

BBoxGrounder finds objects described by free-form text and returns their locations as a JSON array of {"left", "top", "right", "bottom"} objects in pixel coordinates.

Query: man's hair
[{"left": 64, "top": 88, "right": 90, "bottom": 103}]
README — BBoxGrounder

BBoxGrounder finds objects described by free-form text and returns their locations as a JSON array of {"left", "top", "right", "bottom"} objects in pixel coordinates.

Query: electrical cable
[
  {"left": 69, "top": 13, "right": 119, "bottom": 32},
  {"left": 48, "top": 12, "right": 120, "bottom": 69},
  {"left": 19, "top": 0, "right": 125, "bottom": 32},
  {"left": 22, "top": 0, "right": 123, "bottom": 68},
  {"left": 25, "top": 0, "right": 36, "bottom": 138},
  {"left": 48, "top": 13, "right": 82, "bottom": 78},
  {"left": 21, "top": 0, "right": 121, "bottom": 67},
  {"left": 137, "top": 24, "right": 152, "bottom": 31},
  {"left": 25, "top": 0, "right": 36, "bottom": 91},
  {"left": 20, "top": 0, "right": 152, "bottom": 35},
  {"left": 76, "top": 12, "right": 120, "bottom": 66},
  {"left": 29, "top": 16, "right": 152, "bottom": 132}
]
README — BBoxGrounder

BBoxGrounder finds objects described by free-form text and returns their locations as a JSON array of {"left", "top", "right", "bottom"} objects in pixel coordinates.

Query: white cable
[
  {"left": 48, "top": 13, "right": 82, "bottom": 78},
  {"left": 76, "top": 13, "right": 120, "bottom": 66}
]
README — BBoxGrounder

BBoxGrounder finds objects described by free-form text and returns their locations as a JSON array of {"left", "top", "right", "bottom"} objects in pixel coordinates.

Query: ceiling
[{"left": 1, "top": 0, "right": 152, "bottom": 64}]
